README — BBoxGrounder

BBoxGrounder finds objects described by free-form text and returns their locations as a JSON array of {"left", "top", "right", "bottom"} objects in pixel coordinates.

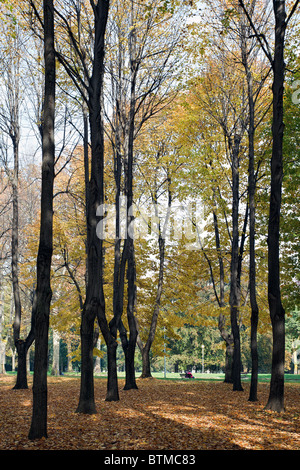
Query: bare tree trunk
[
  {"left": 229, "top": 135, "right": 244, "bottom": 392},
  {"left": 94, "top": 339, "right": 101, "bottom": 375},
  {"left": 66, "top": 339, "right": 73, "bottom": 373},
  {"left": 212, "top": 202, "right": 234, "bottom": 383},
  {"left": 139, "top": 235, "right": 165, "bottom": 378},
  {"left": 241, "top": 14, "right": 259, "bottom": 402},
  {"left": 51, "top": 330, "right": 60, "bottom": 376},
  {"left": 121, "top": 26, "right": 139, "bottom": 388},
  {"left": 218, "top": 313, "right": 234, "bottom": 383},
  {"left": 265, "top": 0, "right": 287, "bottom": 412},
  {"left": 110, "top": 12, "right": 139, "bottom": 390},
  {"left": 238, "top": 0, "right": 299, "bottom": 413},
  {"left": 118, "top": 245, "right": 138, "bottom": 390},
  {"left": 138, "top": 174, "right": 172, "bottom": 378},
  {"left": 0, "top": 277, "right": 4, "bottom": 374},
  {"left": 0, "top": 25, "right": 32, "bottom": 390},
  {"left": 11, "top": 132, "right": 29, "bottom": 389},
  {"left": 28, "top": 0, "right": 56, "bottom": 440},
  {"left": 248, "top": 85, "right": 259, "bottom": 402},
  {"left": 76, "top": 0, "right": 115, "bottom": 411}
]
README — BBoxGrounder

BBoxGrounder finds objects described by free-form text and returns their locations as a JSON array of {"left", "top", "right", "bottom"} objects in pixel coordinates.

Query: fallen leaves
[{"left": 0, "top": 375, "right": 299, "bottom": 450}]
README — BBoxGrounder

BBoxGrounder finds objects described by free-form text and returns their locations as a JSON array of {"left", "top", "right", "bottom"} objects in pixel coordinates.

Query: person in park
[{"left": 185, "top": 371, "right": 195, "bottom": 379}]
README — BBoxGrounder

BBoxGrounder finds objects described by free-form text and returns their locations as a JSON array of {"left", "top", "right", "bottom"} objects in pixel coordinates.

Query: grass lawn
[
  {"left": 6, "top": 369, "right": 300, "bottom": 383},
  {"left": 5, "top": 369, "right": 300, "bottom": 384},
  {"left": 92, "top": 370, "right": 300, "bottom": 383}
]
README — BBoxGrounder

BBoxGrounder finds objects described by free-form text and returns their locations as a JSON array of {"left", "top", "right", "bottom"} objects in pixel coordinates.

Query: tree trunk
[
  {"left": 97, "top": 1, "right": 119, "bottom": 403},
  {"left": 7, "top": 30, "right": 30, "bottom": 391},
  {"left": 76, "top": 63, "right": 96, "bottom": 413},
  {"left": 105, "top": 339, "right": 119, "bottom": 401},
  {"left": 117, "top": 246, "right": 138, "bottom": 390},
  {"left": 123, "top": 247, "right": 138, "bottom": 390},
  {"left": 13, "top": 341, "right": 28, "bottom": 388},
  {"left": 28, "top": 0, "right": 55, "bottom": 440},
  {"left": 123, "top": 339, "right": 138, "bottom": 389},
  {"left": 229, "top": 136, "right": 243, "bottom": 392},
  {"left": 241, "top": 15, "right": 259, "bottom": 401},
  {"left": 218, "top": 313, "right": 234, "bottom": 383},
  {"left": 137, "top": 207, "right": 169, "bottom": 379},
  {"left": 51, "top": 330, "right": 60, "bottom": 376},
  {"left": 140, "top": 344, "right": 152, "bottom": 378},
  {"left": 108, "top": 12, "right": 140, "bottom": 390},
  {"left": 138, "top": 237, "right": 165, "bottom": 379},
  {"left": 265, "top": 0, "right": 287, "bottom": 413},
  {"left": 94, "top": 339, "right": 101, "bottom": 375},
  {"left": 14, "top": 301, "right": 35, "bottom": 390},
  {"left": 247, "top": 74, "right": 259, "bottom": 402},
  {"left": 11, "top": 149, "right": 25, "bottom": 386},
  {"left": 224, "top": 341, "right": 234, "bottom": 383},
  {"left": 119, "top": 15, "right": 139, "bottom": 389},
  {"left": 12, "top": 166, "right": 33, "bottom": 387},
  {"left": 76, "top": 0, "right": 116, "bottom": 410},
  {"left": 0, "top": 345, "right": 6, "bottom": 374},
  {"left": 0, "top": 281, "right": 5, "bottom": 374},
  {"left": 66, "top": 339, "right": 73, "bottom": 373},
  {"left": 76, "top": 310, "right": 97, "bottom": 413},
  {"left": 212, "top": 203, "right": 234, "bottom": 383}
]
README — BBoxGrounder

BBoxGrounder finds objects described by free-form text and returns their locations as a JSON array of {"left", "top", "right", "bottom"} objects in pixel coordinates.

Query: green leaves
[
  {"left": 221, "top": 7, "right": 239, "bottom": 31},
  {"left": 144, "top": 0, "right": 193, "bottom": 16}
]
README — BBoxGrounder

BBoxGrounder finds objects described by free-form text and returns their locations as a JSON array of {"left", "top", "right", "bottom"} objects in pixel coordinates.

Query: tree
[
  {"left": 49, "top": 0, "right": 115, "bottom": 406},
  {"left": 227, "top": 0, "right": 271, "bottom": 400},
  {"left": 104, "top": 0, "right": 187, "bottom": 387},
  {"left": 238, "top": 0, "right": 300, "bottom": 412},
  {"left": 51, "top": 149, "right": 87, "bottom": 370},
  {"left": 134, "top": 118, "right": 174, "bottom": 378},
  {"left": 182, "top": 55, "right": 249, "bottom": 390},
  {"left": 280, "top": 45, "right": 300, "bottom": 317},
  {"left": 28, "top": 0, "right": 56, "bottom": 439},
  {"left": 75, "top": 0, "right": 113, "bottom": 409},
  {"left": 0, "top": 8, "right": 32, "bottom": 388}
]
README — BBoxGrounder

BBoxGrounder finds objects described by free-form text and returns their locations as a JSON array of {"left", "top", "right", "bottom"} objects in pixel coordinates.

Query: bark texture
[
  {"left": 28, "top": 0, "right": 56, "bottom": 439},
  {"left": 265, "top": 0, "right": 286, "bottom": 412},
  {"left": 229, "top": 135, "right": 244, "bottom": 392},
  {"left": 76, "top": 0, "right": 114, "bottom": 412},
  {"left": 241, "top": 12, "right": 259, "bottom": 402}
]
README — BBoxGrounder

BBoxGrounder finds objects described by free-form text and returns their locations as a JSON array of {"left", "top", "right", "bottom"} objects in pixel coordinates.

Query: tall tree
[
  {"left": 239, "top": 0, "right": 300, "bottom": 412},
  {"left": 8, "top": 30, "right": 25, "bottom": 389},
  {"left": 191, "top": 56, "right": 249, "bottom": 391},
  {"left": 0, "top": 10, "right": 35, "bottom": 389},
  {"left": 135, "top": 136, "right": 173, "bottom": 378},
  {"left": 28, "top": 0, "right": 56, "bottom": 439},
  {"left": 105, "top": 0, "right": 186, "bottom": 388},
  {"left": 201, "top": 0, "right": 272, "bottom": 397},
  {"left": 265, "top": 0, "right": 287, "bottom": 412},
  {"left": 75, "top": 0, "right": 113, "bottom": 409},
  {"left": 240, "top": 3, "right": 260, "bottom": 402},
  {"left": 52, "top": 0, "right": 116, "bottom": 405}
]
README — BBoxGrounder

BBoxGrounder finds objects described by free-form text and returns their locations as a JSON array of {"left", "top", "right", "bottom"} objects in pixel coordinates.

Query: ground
[{"left": 0, "top": 375, "right": 299, "bottom": 451}]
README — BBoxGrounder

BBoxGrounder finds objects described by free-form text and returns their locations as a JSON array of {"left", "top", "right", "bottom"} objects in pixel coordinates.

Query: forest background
[{"left": 0, "top": 0, "right": 299, "bottom": 428}]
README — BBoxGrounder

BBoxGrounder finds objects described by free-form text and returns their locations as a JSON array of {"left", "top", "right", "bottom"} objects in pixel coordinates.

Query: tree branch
[
  {"left": 286, "top": 0, "right": 300, "bottom": 26},
  {"left": 238, "top": 0, "right": 273, "bottom": 67}
]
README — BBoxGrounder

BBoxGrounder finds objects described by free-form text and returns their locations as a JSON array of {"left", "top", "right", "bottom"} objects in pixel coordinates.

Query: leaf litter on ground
[{"left": 0, "top": 375, "right": 299, "bottom": 451}]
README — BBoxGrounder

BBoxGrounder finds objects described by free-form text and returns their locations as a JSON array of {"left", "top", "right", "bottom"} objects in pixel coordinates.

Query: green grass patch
[{"left": 4, "top": 370, "right": 300, "bottom": 383}]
